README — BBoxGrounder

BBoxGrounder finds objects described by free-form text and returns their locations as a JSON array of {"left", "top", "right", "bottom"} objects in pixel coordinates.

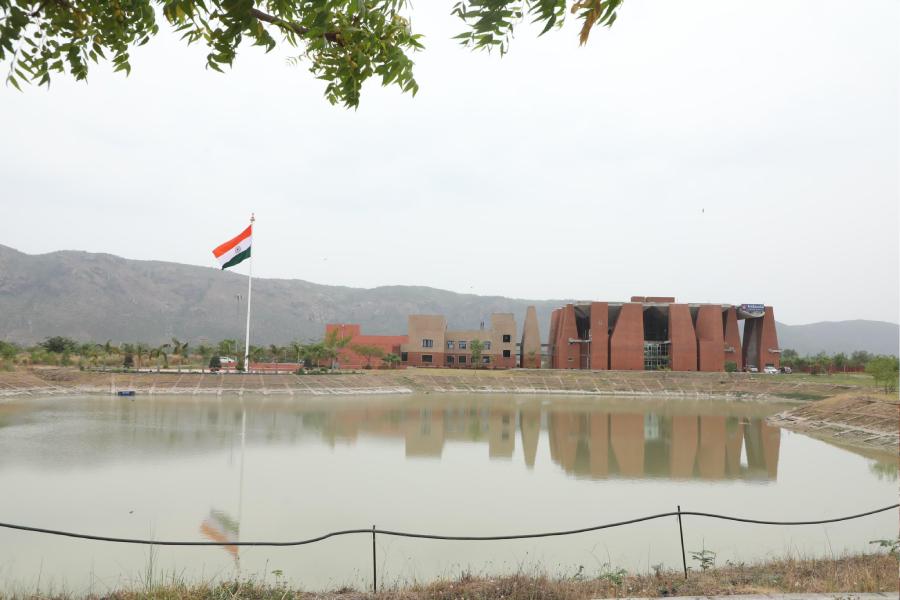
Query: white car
[{"left": 763, "top": 366, "right": 779, "bottom": 374}]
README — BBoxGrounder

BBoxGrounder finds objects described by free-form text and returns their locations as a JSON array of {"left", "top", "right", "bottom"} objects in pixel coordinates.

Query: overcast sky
[{"left": 1, "top": 1, "right": 897, "bottom": 325}]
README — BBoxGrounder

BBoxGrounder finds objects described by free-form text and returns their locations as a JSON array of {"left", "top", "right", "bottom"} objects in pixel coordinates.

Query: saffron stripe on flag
[{"left": 212, "top": 225, "right": 252, "bottom": 258}]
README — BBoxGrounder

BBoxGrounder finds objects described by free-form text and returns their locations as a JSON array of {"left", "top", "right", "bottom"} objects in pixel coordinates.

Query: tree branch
[{"left": 248, "top": 8, "right": 342, "bottom": 45}]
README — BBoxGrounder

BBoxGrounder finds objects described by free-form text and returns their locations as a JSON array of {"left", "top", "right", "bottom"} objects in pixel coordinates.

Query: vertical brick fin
[
  {"left": 759, "top": 306, "right": 780, "bottom": 369},
  {"left": 610, "top": 303, "right": 644, "bottom": 370},
  {"left": 555, "top": 304, "right": 579, "bottom": 369},
  {"left": 668, "top": 303, "right": 698, "bottom": 371},
  {"left": 695, "top": 305, "right": 725, "bottom": 372},
  {"left": 547, "top": 309, "right": 561, "bottom": 369},
  {"left": 723, "top": 307, "right": 743, "bottom": 371},
  {"left": 589, "top": 302, "right": 609, "bottom": 370},
  {"left": 520, "top": 306, "right": 542, "bottom": 369}
]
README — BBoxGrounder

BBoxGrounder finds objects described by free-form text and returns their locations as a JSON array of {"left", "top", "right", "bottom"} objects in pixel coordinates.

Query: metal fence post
[
  {"left": 677, "top": 505, "right": 687, "bottom": 579},
  {"left": 372, "top": 524, "right": 377, "bottom": 593}
]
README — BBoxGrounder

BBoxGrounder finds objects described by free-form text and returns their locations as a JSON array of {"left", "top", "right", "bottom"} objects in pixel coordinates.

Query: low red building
[{"left": 324, "top": 324, "right": 407, "bottom": 369}]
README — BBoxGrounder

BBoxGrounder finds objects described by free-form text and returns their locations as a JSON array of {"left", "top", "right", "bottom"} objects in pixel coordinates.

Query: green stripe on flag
[{"left": 221, "top": 247, "right": 251, "bottom": 270}]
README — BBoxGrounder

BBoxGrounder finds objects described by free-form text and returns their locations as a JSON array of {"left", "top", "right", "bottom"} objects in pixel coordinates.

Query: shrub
[{"left": 725, "top": 361, "right": 738, "bottom": 373}]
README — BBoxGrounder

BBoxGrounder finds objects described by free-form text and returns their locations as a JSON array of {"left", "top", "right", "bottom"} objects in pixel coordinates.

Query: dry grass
[
  {"left": 768, "top": 392, "right": 899, "bottom": 455},
  {"left": 4, "top": 553, "right": 896, "bottom": 600}
]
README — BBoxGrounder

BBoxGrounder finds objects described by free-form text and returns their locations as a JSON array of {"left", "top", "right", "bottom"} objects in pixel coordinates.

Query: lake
[{"left": 0, "top": 393, "right": 896, "bottom": 594}]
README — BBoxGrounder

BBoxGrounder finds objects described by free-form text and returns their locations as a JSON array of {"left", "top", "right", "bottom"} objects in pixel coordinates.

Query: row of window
[
  {"left": 421, "top": 334, "right": 512, "bottom": 349},
  {"left": 418, "top": 350, "right": 512, "bottom": 363}
]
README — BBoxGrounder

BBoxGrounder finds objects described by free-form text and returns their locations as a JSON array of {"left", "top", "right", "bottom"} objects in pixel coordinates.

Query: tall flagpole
[{"left": 243, "top": 213, "right": 254, "bottom": 371}]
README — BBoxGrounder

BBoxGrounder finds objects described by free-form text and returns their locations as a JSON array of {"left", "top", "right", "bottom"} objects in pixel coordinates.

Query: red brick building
[
  {"left": 324, "top": 324, "right": 407, "bottom": 369},
  {"left": 547, "top": 298, "right": 779, "bottom": 372}
]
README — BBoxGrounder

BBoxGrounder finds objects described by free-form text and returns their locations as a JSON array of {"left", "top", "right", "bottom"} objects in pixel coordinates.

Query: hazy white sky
[{"left": 1, "top": 1, "right": 897, "bottom": 325}]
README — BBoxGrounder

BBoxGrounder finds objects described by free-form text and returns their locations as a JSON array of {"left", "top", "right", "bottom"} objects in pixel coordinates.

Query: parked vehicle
[
  {"left": 763, "top": 366, "right": 779, "bottom": 374},
  {"left": 781, "top": 366, "right": 792, "bottom": 374},
  {"left": 746, "top": 366, "right": 759, "bottom": 373}
]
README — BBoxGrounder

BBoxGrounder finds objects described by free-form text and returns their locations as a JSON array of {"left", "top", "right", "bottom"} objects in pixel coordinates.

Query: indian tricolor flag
[{"left": 212, "top": 225, "right": 252, "bottom": 270}]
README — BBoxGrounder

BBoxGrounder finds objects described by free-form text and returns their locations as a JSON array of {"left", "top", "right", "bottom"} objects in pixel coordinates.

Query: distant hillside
[
  {"left": 0, "top": 245, "right": 564, "bottom": 346},
  {"left": 776, "top": 320, "right": 898, "bottom": 357},
  {"left": 0, "top": 244, "right": 896, "bottom": 356}
]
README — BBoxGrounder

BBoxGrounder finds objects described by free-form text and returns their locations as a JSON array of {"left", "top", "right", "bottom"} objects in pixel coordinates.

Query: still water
[{"left": 0, "top": 393, "right": 896, "bottom": 593}]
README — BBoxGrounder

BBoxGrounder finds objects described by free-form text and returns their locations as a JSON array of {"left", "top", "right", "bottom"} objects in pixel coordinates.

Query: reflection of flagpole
[
  {"left": 243, "top": 214, "right": 255, "bottom": 370},
  {"left": 236, "top": 407, "right": 246, "bottom": 573},
  {"left": 238, "top": 408, "right": 245, "bottom": 524}
]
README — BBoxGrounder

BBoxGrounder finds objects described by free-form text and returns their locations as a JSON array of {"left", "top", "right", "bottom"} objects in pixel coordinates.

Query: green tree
[
  {"left": 320, "top": 328, "right": 352, "bottom": 369},
  {"left": 196, "top": 343, "right": 214, "bottom": 362},
  {"left": 249, "top": 345, "right": 266, "bottom": 363},
  {"left": 850, "top": 350, "right": 873, "bottom": 369},
  {"left": 381, "top": 352, "right": 401, "bottom": 369},
  {"left": 40, "top": 336, "right": 78, "bottom": 354},
  {"left": 351, "top": 343, "right": 384, "bottom": 369},
  {"left": 135, "top": 342, "right": 149, "bottom": 369},
  {"left": 290, "top": 340, "right": 306, "bottom": 364},
  {"left": 865, "top": 356, "right": 899, "bottom": 393},
  {"left": 0, "top": 340, "right": 19, "bottom": 360},
  {"left": 0, "top": 1, "right": 624, "bottom": 107},
  {"left": 469, "top": 339, "right": 484, "bottom": 369},
  {"left": 217, "top": 339, "right": 238, "bottom": 357},
  {"left": 832, "top": 352, "right": 847, "bottom": 372},
  {"left": 780, "top": 348, "right": 799, "bottom": 366},
  {"left": 150, "top": 343, "right": 171, "bottom": 370}
]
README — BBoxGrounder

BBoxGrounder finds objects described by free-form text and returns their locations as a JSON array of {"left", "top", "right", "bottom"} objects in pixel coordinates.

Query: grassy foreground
[{"left": 6, "top": 554, "right": 896, "bottom": 600}]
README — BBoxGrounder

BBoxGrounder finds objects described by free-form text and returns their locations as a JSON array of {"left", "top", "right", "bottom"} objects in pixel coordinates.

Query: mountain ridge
[{"left": 1, "top": 244, "right": 897, "bottom": 356}]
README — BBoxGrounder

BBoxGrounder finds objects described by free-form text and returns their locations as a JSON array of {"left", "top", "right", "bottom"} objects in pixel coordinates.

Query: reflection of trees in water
[{"left": 868, "top": 461, "right": 899, "bottom": 482}]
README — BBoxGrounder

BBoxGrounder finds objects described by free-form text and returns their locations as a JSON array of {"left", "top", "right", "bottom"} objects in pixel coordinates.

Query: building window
[
  {"left": 458, "top": 355, "right": 467, "bottom": 364},
  {"left": 422, "top": 354, "right": 433, "bottom": 363},
  {"left": 482, "top": 356, "right": 490, "bottom": 364},
  {"left": 483, "top": 341, "right": 491, "bottom": 350},
  {"left": 502, "top": 334, "right": 511, "bottom": 343},
  {"left": 502, "top": 349, "right": 511, "bottom": 358},
  {"left": 446, "top": 355, "right": 454, "bottom": 364},
  {"left": 422, "top": 339, "right": 433, "bottom": 348},
  {"left": 447, "top": 341, "right": 454, "bottom": 349},
  {"left": 401, "top": 352, "right": 408, "bottom": 362},
  {"left": 459, "top": 341, "right": 467, "bottom": 349}
]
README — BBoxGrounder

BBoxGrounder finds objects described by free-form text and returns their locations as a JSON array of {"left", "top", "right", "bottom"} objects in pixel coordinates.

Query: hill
[
  {"left": 1, "top": 244, "right": 896, "bottom": 355},
  {"left": 0, "top": 244, "right": 563, "bottom": 346},
  {"left": 776, "top": 320, "right": 898, "bottom": 357}
]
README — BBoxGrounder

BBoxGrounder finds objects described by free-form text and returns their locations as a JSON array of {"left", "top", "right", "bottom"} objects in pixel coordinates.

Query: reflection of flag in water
[{"left": 200, "top": 509, "right": 240, "bottom": 560}]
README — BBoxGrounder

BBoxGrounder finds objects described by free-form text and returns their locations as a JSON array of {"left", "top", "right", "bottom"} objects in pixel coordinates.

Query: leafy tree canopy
[{"left": 0, "top": 0, "right": 624, "bottom": 106}]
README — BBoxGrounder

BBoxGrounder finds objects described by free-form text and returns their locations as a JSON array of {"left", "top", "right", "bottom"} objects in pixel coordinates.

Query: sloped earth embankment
[
  {"left": 0, "top": 367, "right": 866, "bottom": 401},
  {"left": 768, "top": 393, "right": 899, "bottom": 456}
]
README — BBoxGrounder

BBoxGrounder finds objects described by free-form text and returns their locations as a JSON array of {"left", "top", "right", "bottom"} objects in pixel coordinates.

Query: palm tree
[
  {"left": 150, "top": 343, "right": 171, "bottom": 371},
  {"left": 217, "top": 339, "right": 237, "bottom": 358},
  {"left": 171, "top": 338, "right": 190, "bottom": 369},
  {"left": 290, "top": 341, "right": 306, "bottom": 365},
  {"left": 382, "top": 353, "right": 401, "bottom": 369},
  {"left": 135, "top": 343, "right": 149, "bottom": 369}
]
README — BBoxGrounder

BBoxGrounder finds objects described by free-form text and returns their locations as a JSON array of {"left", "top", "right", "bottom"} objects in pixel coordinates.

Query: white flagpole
[{"left": 243, "top": 213, "right": 254, "bottom": 371}]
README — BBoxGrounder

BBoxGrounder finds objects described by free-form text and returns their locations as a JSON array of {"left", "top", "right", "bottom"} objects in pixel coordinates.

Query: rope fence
[{"left": 2, "top": 503, "right": 897, "bottom": 590}]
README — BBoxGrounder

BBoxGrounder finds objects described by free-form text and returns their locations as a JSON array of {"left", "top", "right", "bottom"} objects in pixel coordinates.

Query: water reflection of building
[
  {"left": 547, "top": 412, "right": 780, "bottom": 481},
  {"left": 34, "top": 396, "right": 782, "bottom": 483},
  {"left": 313, "top": 400, "right": 781, "bottom": 482}
]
